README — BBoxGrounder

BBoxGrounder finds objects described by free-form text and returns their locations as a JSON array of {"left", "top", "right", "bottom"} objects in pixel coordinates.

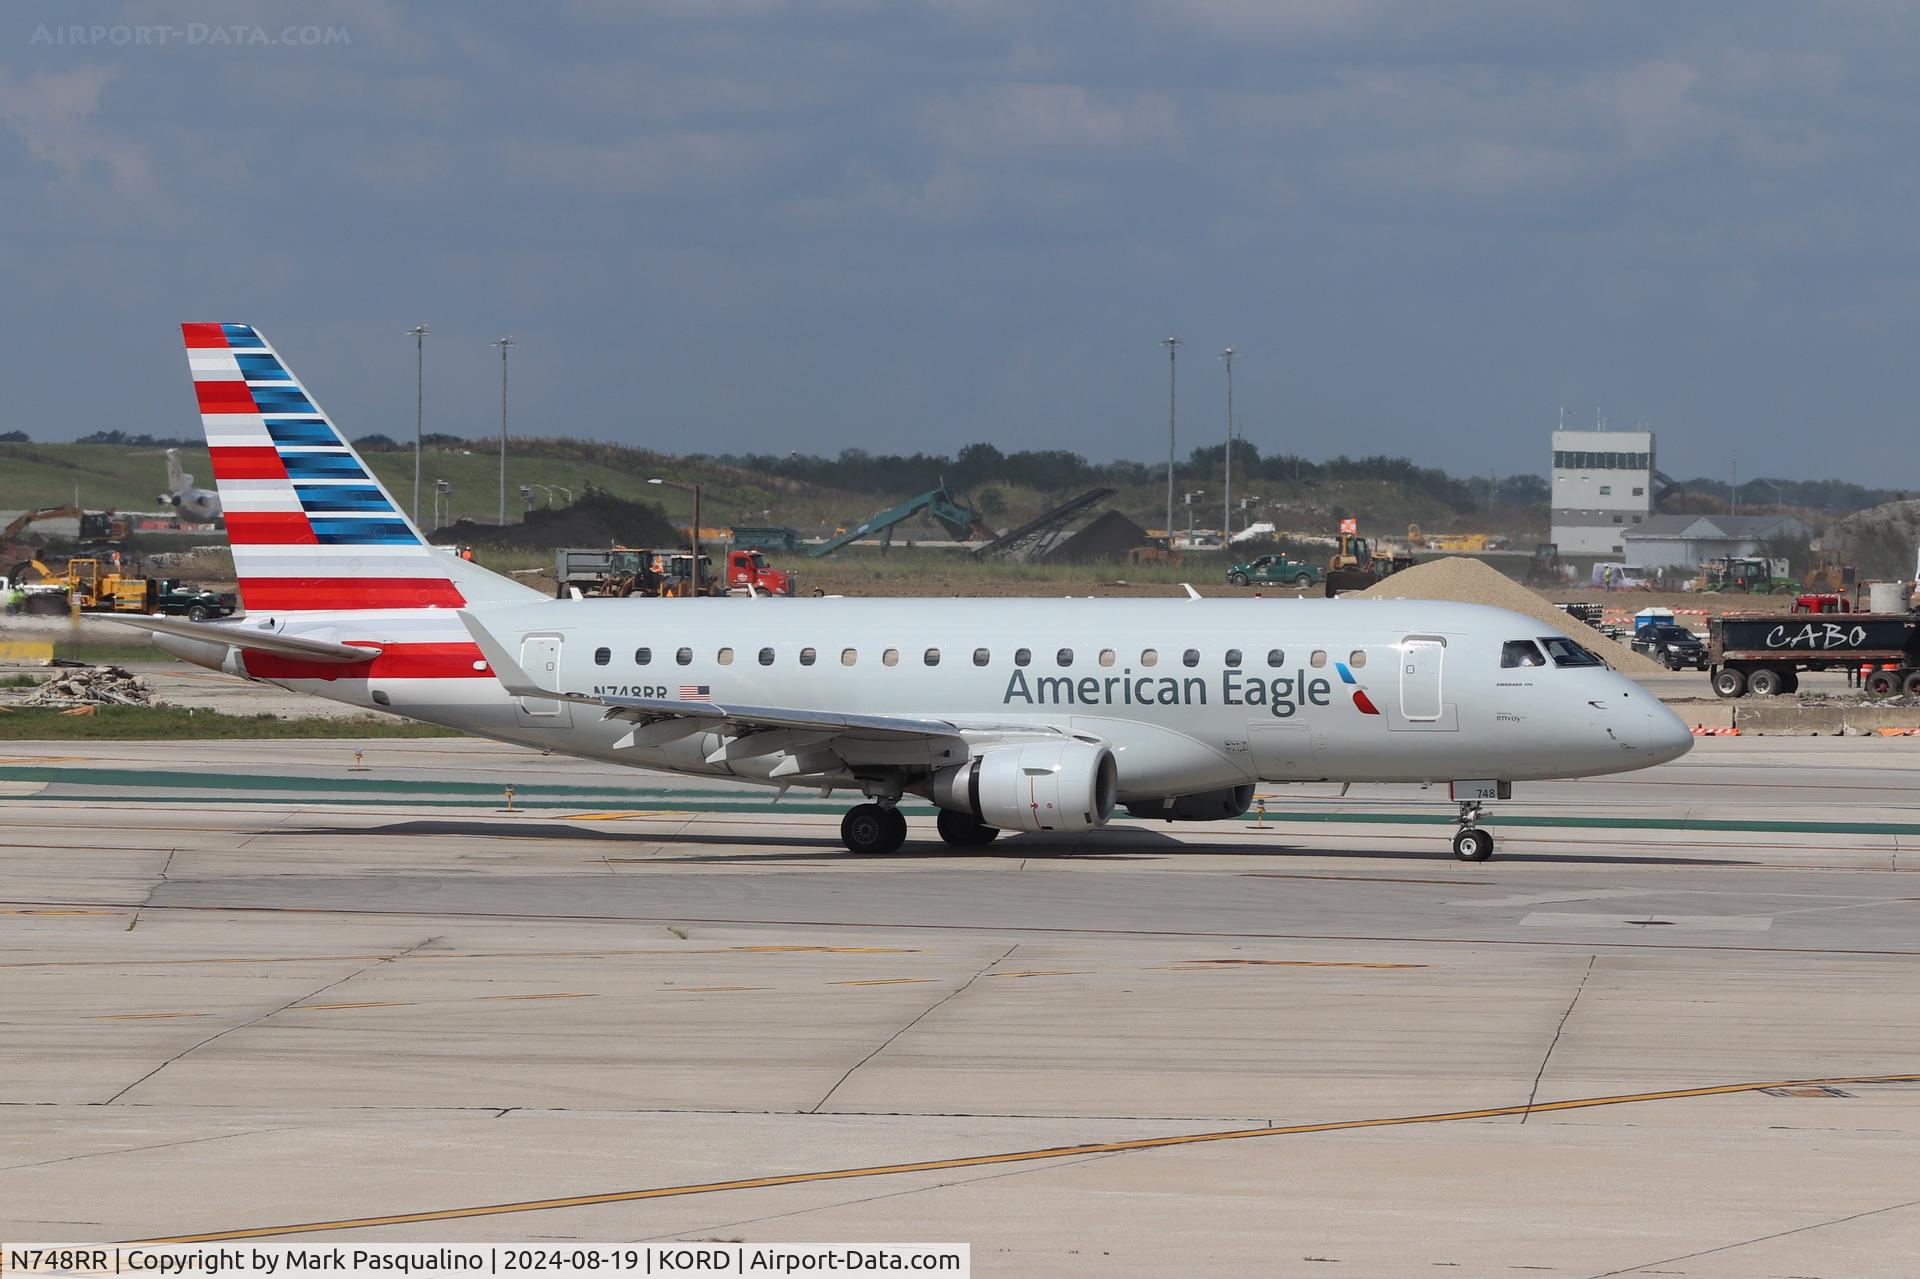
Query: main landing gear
[
  {"left": 841, "top": 802, "right": 908, "bottom": 855},
  {"left": 1452, "top": 801, "right": 1494, "bottom": 862},
  {"left": 838, "top": 803, "right": 1003, "bottom": 853}
]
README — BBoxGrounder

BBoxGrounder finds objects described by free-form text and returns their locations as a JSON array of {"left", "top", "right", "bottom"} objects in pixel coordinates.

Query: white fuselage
[{"left": 199, "top": 596, "right": 1693, "bottom": 798}]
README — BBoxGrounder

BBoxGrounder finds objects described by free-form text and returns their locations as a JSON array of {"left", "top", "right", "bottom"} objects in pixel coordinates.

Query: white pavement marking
[
  {"left": 1518, "top": 912, "right": 1774, "bottom": 931},
  {"left": 1454, "top": 887, "right": 1657, "bottom": 909}
]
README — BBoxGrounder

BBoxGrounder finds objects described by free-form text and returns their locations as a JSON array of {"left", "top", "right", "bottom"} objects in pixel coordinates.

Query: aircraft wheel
[
  {"left": 1452, "top": 827, "right": 1493, "bottom": 862},
  {"left": 936, "top": 809, "right": 1000, "bottom": 848},
  {"left": 842, "top": 803, "right": 906, "bottom": 854}
]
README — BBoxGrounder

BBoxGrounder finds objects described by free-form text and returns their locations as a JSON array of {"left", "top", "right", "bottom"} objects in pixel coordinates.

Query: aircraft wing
[{"left": 110, "top": 614, "right": 381, "bottom": 664}]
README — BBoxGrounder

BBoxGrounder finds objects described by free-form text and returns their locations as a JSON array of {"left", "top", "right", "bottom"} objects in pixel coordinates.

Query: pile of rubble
[{"left": 19, "top": 665, "right": 155, "bottom": 708}]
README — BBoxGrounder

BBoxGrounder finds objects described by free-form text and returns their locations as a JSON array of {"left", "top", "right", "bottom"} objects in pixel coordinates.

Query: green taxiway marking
[{"left": 1, "top": 765, "right": 1918, "bottom": 836}]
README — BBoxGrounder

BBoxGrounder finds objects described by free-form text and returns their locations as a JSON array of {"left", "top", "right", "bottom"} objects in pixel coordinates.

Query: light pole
[
  {"left": 648, "top": 477, "right": 703, "bottom": 594},
  {"left": 1220, "top": 345, "right": 1236, "bottom": 540},
  {"left": 1183, "top": 489, "right": 1205, "bottom": 546},
  {"left": 408, "top": 324, "right": 428, "bottom": 525},
  {"left": 433, "top": 478, "right": 453, "bottom": 531},
  {"left": 1162, "top": 336, "right": 1181, "bottom": 546},
  {"left": 492, "top": 336, "right": 515, "bottom": 526}
]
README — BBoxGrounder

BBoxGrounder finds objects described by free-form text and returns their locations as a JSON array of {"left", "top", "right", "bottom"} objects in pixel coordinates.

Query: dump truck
[{"left": 1707, "top": 611, "right": 1920, "bottom": 698}]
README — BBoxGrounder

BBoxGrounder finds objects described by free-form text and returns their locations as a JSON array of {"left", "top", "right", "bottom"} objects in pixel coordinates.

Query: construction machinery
[
  {"left": 1800, "top": 550, "right": 1857, "bottom": 596},
  {"left": 970, "top": 488, "right": 1116, "bottom": 562},
  {"left": 1527, "top": 542, "right": 1567, "bottom": 586},
  {"left": 808, "top": 486, "right": 994, "bottom": 558},
  {"left": 1697, "top": 556, "right": 1796, "bottom": 595},
  {"left": 553, "top": 547, "right": 724, "bottom": 599},
  {"left": 1324, "top": 524, "right": 1412, "bottom": 596}
]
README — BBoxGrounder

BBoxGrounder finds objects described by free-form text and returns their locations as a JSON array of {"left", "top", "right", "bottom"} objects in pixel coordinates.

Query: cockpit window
[
  {"left": 1501, "top": 639, "right": 1547, "bottom": 668},
  {"left": 1538, "top": 636, "right": 1604, "bottom": 668}
]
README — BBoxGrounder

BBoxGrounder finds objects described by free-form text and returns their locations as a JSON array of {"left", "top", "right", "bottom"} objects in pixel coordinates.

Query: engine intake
[
  {"left": 1123, "top": 784, "right": 1255, "bottom": 822},
  {"left": 933, "top": 740, "right": 1118, "bottom": 833}
]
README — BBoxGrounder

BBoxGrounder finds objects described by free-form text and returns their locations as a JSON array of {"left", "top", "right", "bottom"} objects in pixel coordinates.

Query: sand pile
[{"left": 1357, "top": 557, "right": 1666, "bottom": 673}]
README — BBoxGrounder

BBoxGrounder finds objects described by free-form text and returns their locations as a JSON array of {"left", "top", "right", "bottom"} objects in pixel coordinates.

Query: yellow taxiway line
[{"left": 130, "top": 1070, "right": 1920, "bottom": 1245}]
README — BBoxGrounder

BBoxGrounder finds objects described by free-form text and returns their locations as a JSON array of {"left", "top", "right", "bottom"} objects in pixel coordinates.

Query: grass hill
[{"left": 0, "top": 437, "right": 1549, "bottom": 545}]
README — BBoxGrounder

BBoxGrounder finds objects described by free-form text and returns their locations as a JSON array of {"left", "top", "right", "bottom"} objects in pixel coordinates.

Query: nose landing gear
[{"left": 1452, "top": 800, "right": 1494, "bottom": 862}]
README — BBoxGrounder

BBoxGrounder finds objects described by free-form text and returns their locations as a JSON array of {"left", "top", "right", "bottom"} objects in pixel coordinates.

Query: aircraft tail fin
[
  {"left": 165, "top": 448, "right": 189, "bottom": 494},
  {"left": 180, "top": 323, "right": 539, "bottom": 614}
]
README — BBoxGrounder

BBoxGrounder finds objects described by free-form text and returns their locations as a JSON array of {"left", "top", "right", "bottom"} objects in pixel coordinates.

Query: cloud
[
  {"left": 919, "top": 82, "right": 1181, "bottom": 159},
  {"left": 0, "top": 65, "right": 153, "bottom": 197}
]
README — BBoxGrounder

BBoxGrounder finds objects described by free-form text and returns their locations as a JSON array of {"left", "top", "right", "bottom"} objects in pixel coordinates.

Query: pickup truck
[
  {"left": 1226, "top": 555, "right": 1320, "bottom": 589},
  {"left": 153, "top": 580, "right": 238, "bottom": 621}
]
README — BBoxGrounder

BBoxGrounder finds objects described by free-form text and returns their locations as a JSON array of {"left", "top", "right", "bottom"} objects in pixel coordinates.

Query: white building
[
  {"left": 1622, "top": 514, "right": 1808, "bottom": 573},
  {"left": 1550, "top": 429, "right": 1654, "bottom": 556}
]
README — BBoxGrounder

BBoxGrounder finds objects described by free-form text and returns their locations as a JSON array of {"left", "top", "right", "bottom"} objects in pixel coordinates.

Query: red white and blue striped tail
[{"left": 182, "top": 323, "right": 463, "bottom": 614}]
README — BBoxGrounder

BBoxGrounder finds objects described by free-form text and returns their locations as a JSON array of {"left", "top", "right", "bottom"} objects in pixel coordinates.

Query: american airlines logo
[{"left": 1002, "top": 664, "right": 1381, "bottom": 719}]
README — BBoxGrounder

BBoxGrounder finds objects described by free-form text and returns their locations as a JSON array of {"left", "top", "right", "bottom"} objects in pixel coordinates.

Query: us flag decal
[{"left": 678, "top": 685, "right": 711, "bottom": 700}]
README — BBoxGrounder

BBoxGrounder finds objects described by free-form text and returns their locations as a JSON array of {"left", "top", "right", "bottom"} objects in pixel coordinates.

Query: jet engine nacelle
[
  {"left": 1123, "top": 784, "right": 1255, "bottom": 822},
  {"left": 932, "top": 740, "right": 1118, "bottom": 833}
]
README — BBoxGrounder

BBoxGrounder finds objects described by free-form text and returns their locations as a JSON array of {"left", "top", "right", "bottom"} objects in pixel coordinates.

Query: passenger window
[
  {"left": 1099, "top": 649, "right": 1116, "bottom": 667},
  {"left": 1310, "top": 650, "right": 1327, "bottom": 668},
  {"left": 635, "top": 647, "right": 651, "bottom": 665},
  {"left": 1141, "top": 649, "right": 1158, "bottom": 667},
  {"left": 1057, "top": 648, "right": 1074, "bottom": 667},
  {"left": 1266, "top": 648, "right": 1284, "bottom": 668},
  {"left": 676, "top": 646, "right": 693, "bottom": 666},
  {"left": 883, "top": 648, "right": 899, "bottom": 667},
  {"left": 1182, "top": 648, "right": 1200, "bottom": 668},
  {"left": 1015, "top": 648, "right": 1031, "bottom": 667},
  {"left": 758, "top": 647, "right": 775, "bottom": 666},
  {"left": 717, "top": 647, "right": 734, "bottom": 666},
  {"left": 973, "top": 648, "right": 990, "bottom": 666},
  {"left": 1224, "top": 648, "right": 1242, "bottom": 668},
  {"left": 841, "top": 648, "right": 857, "bottom": 667},
  {"left": 594, "top": 647, "right": 610, "bottom": 666},
  {"left": 800, "top": 647, "right": 817, "bottom": 666},
  {"left": 1539, "top": 636, "right": 1604, "bottom": 668},
  {"left": 1502, "top": 640, "right": 1547, "bottom": 668},
  {"left": 1348, "top": 650, "right": 1366, "bottom": 669},
  {"left": 924, "top": 647, "right": 941, "bottom": 666}
]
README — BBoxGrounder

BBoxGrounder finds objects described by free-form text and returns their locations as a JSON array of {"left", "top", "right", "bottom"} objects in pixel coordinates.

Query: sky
[{"left": 2, "top": 1, "right": 1916, "bottom": 483}]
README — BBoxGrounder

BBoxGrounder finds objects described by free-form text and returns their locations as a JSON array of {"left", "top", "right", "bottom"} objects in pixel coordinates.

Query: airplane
[
  {"left": 159, "top": 448, "right": 224, "bottom": 524},
  {"left": 120, "top": 323, "right": 1693, "bottom": 862}
]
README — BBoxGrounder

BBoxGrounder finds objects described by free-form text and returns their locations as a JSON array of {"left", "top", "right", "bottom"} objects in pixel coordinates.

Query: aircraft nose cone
[{"left": 1646, "top": 704, "right": 1693, "bottom": 763}]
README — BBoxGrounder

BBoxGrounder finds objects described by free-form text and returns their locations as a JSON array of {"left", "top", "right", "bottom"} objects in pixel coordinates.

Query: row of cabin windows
[{"left": 592, "top": 645, "right": 1371, "bottom": 670}]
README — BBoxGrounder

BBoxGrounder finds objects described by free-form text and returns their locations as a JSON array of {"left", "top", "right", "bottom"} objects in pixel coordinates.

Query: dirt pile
[
  {"left": 1357, "top": 556, "right": 1666, "bottom": 673},
  {"left": 438, "top": 492, "right": 680, "bottom": 551},
  {"left": 19, "top": 664, "right": 154, "bottom": 707},
  {"left": 1822, "top": 499, "right": 1920, "bottom": 580},
  {"left": 1044, "top": 511, "right": 1153, "bottom": 563}
]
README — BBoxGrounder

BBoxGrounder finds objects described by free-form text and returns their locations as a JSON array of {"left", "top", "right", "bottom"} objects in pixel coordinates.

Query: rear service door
[
  {"left": 1399, "top": 636, "right": 1445, "bottom": 722},
  {"left": 514, "top": 635, "right": 573, "bottom": 726}
]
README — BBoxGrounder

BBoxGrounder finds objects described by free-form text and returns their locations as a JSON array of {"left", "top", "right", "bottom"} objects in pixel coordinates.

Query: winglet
[
  {"left": 1181, "top": 583, "right": 1201, "bottom": 600},
  {"left": 456, "top": 610, "right": 550, "bottom": 698}
]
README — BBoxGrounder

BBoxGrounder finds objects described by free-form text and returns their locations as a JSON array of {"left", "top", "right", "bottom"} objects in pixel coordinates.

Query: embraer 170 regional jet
[{"left": 124, "top": 324, "right": 1692, "bottom": 861}]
